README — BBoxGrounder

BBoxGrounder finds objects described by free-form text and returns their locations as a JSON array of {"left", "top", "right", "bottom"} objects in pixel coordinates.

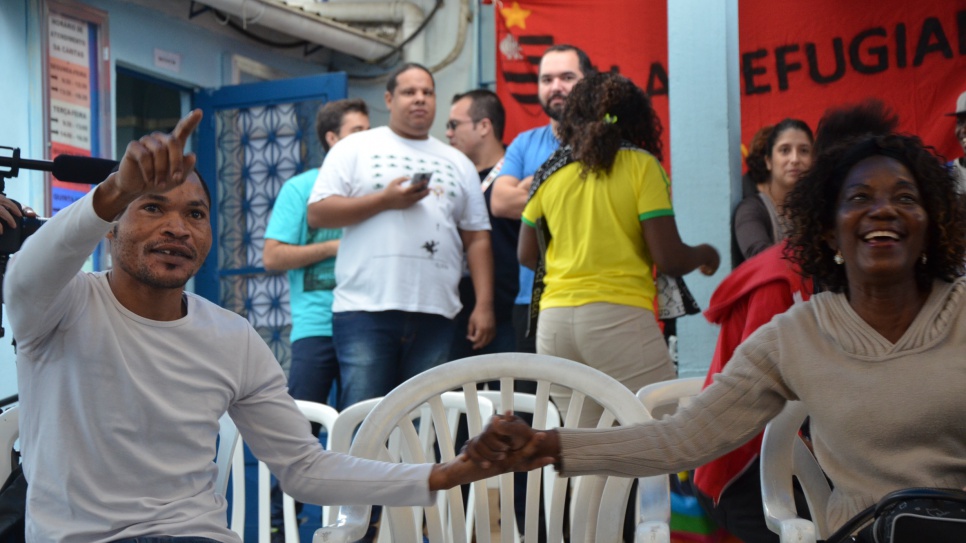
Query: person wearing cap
[{"left": 946, "top": 90, "right": 966, "bottom": 193}]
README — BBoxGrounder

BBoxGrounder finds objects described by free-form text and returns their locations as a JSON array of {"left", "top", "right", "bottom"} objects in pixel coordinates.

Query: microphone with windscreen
[{"left": 0, "top": 146, "right": 118, "bottom": 184}]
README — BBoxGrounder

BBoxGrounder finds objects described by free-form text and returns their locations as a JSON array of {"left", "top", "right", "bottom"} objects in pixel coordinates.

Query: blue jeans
[
  {"left": 332, "top": 310, "right": 454, "bottom": 542},
  {"left": 333, "top": 310, "right": 456, "bottom": 410},
  {"left": 110, "top": 538, "right": 221, "bottom": 543},
  {"left": 270, "top": 335, "right": 339, "bottom": 528},
  {"left": 288, "top": 335, "right": 340, "bottom": 409}
]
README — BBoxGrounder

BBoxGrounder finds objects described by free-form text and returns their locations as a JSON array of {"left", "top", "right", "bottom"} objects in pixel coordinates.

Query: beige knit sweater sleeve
[{"left": 557, "top": 322, "right": 794, "bottom": 477}]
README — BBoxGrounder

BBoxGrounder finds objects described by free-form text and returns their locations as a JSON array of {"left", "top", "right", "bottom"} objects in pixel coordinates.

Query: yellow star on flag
[{"left": 501, "top": 1, "right": 532, "bottom": 30}]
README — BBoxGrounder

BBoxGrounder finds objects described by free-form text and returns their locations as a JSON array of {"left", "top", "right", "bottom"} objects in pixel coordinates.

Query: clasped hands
[
  {"left": 430, "top": 412, "right": 561, "bottom": 490},
  {"left": 461, "top": 412, "right": 561, "bottom": 473}
]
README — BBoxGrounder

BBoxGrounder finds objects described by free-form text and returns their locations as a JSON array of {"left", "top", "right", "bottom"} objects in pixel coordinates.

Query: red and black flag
[{"left": 493, "top": 0, "right": 966, "bottom": 164}]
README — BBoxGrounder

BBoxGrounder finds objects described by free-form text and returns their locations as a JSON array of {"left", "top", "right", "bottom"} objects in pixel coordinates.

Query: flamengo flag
[{"left": 495, "top": 0, "right": 966, "bottom": 166}]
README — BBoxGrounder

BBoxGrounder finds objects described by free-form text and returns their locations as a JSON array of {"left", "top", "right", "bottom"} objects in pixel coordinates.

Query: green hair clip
[{"left": 603, "top": 113, "right": 618, "bottom": 124}]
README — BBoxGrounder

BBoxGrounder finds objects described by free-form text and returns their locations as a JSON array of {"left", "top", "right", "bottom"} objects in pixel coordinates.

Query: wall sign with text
[{"left": 45, "top": 0, "right": 111, "bottom": 215}]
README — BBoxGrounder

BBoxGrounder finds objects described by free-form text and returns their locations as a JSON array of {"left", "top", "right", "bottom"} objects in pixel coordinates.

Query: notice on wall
[{"left": 47, "top": 10, "right": 99, "bottom": 213}]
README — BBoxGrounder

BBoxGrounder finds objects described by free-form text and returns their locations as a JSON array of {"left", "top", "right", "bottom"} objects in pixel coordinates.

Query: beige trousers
[{"left": 537, "top": 302, "right": 676, "bottom": 428}]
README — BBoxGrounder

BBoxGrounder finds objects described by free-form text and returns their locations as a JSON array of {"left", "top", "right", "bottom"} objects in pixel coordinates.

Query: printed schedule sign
[
  {"left": 46, "top": 4, "right": 109, "bottom": 214},
  {"left": 49, "top": 13, "right": 93, "bottom": 156}
]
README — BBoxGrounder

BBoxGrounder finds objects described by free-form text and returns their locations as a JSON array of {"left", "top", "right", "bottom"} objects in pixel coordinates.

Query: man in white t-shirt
[{"left": 307, "top": 63, "right": 495, "bottom": 412}]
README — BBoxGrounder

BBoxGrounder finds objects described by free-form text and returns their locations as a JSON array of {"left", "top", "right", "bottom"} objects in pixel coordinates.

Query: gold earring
[{"left": 834, "top": 251, "right": 844, "bottom": 265}]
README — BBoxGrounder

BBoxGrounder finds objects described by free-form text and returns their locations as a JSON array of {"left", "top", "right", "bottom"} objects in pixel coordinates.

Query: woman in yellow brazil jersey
[{"left": 518, "top": 72, "right": 720, "bottom": 427}]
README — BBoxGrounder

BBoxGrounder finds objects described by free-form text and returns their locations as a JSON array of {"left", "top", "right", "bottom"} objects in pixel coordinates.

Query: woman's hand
[{"left": 696, "top": 243, "right": 721, "bottom": 275}]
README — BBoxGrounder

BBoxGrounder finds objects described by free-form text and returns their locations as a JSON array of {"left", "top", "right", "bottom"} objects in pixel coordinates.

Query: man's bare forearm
[
  {"left": 463, "top": 230, "right": 494, "bottom": 307},
  {"left": 307, "top": 193, "right": 388, "bottom": 228},
  {"left": 490, "top": 175, "right": 530, "bottom": 219},
  {"left": 263, "top": 239, "right": 338, "bottom": 271}
]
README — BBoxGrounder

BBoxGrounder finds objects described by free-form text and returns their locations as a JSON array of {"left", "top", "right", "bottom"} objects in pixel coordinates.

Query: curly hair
[
  {"left": 811, "top": 100, "right": 898, "bottom": 157},
  {"left": 557, "top": 72, "right": 663, "bottom": 176},
  {"left": 784, "top": 130, "right": 966, "bottom": 293},
  {"left": 744, "top": 125, "right": 774, "bottom": 187}
]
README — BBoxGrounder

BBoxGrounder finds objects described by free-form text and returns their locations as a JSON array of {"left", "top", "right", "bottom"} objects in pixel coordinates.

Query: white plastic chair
[
  {"left": 326, "top": 393, "right": 495, "bottom": 543},
  {"left": 216, "top": 412, "right": 246, "bottom": 537},
  {"left": 312, "top": 353, "right": 668, "bottom": 543},
  {"left": 270, "top": 400, "right": 340, "bottom": 543},
  {"left": 760, "top": 401, "right": 831, "bottom": 543},
  {"left": 636, "top": 376, "right": 704, "bottom": 419},
  {"left": 0, "top": 405, "right": 20, "bottom": 483},
  {"left": 633, "top": 377, "right": 704, "bottom": 543}
]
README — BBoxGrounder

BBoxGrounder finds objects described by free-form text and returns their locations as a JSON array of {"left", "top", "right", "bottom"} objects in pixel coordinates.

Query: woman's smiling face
[{"left": 829, "top": 155, "right": 928, "bottom": 287}]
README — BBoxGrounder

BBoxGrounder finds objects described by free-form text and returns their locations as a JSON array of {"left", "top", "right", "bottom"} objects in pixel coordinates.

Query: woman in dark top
[{"left": 731, "top": 119, "right": 813, "bottom": 267}]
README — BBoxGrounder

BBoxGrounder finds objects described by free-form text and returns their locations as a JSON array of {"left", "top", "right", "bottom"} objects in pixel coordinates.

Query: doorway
[{"left": 115, "top": 67, "right": 190, "bottom": 160}]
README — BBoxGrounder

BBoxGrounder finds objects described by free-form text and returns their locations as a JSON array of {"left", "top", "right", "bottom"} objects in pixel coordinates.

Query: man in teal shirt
[{"left": 262, "top": 98, "right": 370, "bottom": 537}]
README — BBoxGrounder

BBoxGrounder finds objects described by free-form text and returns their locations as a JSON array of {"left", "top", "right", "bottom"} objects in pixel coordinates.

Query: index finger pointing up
[{"left": 172, "top": 109, "right": 203, "bottom": 146}]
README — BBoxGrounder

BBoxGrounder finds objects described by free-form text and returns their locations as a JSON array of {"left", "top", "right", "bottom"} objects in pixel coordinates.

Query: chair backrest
[
  {"left": 760, "top": 401, "right": 831, "bottom": 543},
  {"left": 313, "top": 353, "right": 665, "bottom": 543},
  {"left": 636, "top": 376, "right": 704, "bottom": 419},
  {"left": 326, "top": 393, "right": 496, "bottom": 543},
  {"left": 215, "top": 412, "right": 246, "bottom": 537},
  {"left": 215, "top": 412, "right": 240, "bottom": 498},
  {"left": 633, "top": 377, "right": 704, "bottom": 543},
  {"left": 329, "top": 398, "right": 383, "bottom": 455},
  {"left": 0, "top": 405, "right": 20, "bottom": 483},
  {"left": 273, "top": 400, "right": 340, "bottom": 543}
]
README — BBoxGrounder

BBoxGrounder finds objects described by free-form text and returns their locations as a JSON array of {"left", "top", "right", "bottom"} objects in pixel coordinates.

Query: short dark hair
[
  {"left": 452, "top": 89, "right": 506, "bottom": 141},
  {"left": 316, "top": 98, "right": 369, "bottom": 153},
  {"left": 386, "top": 62, "right": 435, "bottom": 94},
  {"left": 541, "top": 44, "right": 596, "bottom": 78}
]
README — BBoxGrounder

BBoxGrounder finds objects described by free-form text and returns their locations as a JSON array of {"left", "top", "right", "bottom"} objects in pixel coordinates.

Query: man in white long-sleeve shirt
[{"left": 4, "top": 110, "right": 486, "bottom": 543}]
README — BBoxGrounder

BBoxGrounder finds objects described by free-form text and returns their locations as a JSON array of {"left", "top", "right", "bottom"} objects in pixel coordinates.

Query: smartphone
[{"left": 409, "top": 171, "right": 432, "bottom": 189}]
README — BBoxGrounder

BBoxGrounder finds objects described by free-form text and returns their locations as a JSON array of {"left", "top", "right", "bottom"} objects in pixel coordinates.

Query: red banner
[{"left": 495, "top": 0, "right": 966, "bottom": 165}]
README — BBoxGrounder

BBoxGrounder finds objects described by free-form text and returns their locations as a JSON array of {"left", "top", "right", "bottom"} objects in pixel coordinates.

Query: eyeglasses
[{"left": 445, "top": 119, "right": 476, "bottom": 131}]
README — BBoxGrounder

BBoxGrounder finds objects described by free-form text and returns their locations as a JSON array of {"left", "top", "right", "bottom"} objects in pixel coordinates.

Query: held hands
[
  {"left": 429, "top": 413, "right": 560, "bottom": 491},
  {"left": 382, "top": 176, "right": 430, "bottom": 210},
  {"left": 462, "top": 412, "right": 559, "bottom": 473}
]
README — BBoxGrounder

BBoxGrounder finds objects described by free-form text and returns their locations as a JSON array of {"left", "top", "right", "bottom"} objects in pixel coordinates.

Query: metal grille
[{"left": 214, "top": 101, "right": 324, "bottom": 371}]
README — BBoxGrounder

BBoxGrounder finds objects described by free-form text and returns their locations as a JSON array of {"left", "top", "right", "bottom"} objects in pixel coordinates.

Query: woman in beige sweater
[{"left": 466, "top": 104, "right": 966, "bottom": 536}]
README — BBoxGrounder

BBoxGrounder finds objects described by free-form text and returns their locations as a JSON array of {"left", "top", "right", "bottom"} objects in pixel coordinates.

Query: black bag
[
  {"left": 824, "top": 487, "right": 966, "bottom": 543},
  {"left": 0, "top": 464, "right": 26, "bottom": 543}
]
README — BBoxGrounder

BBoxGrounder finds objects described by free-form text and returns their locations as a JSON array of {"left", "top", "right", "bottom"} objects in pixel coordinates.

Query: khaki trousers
[{"left": 537, "top": 302, "right": 676, "bottom": 428}]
